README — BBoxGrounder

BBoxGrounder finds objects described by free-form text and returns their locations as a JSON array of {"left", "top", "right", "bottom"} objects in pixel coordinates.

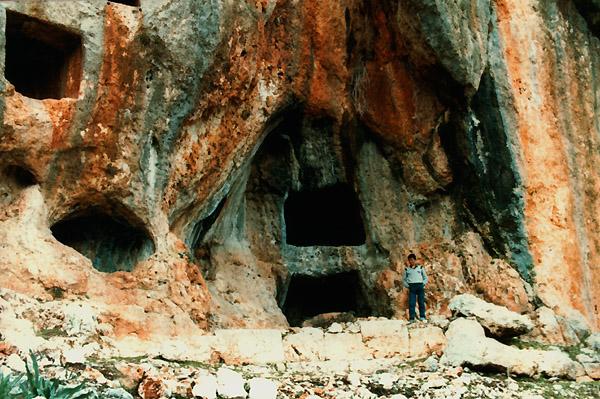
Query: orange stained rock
[
  {"left": 98, "top": 312, "right": 149, "bottom": 340},
  {"left": 360, "top": 60, "right": 443, "bottom": 151},
  {"left": 85, "top": 4, "right": 141, "bottom": 160},
  {"left": 44, "top": 99, "right": 77, "bottom": 149},
  {"left": 495, "top": 0, "right": 598, "bottom": 328},
  {"left": 300, "top": 0, "right": 349, "bottom": 117}
]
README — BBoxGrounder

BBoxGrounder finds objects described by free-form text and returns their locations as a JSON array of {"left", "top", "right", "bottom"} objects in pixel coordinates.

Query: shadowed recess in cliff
[
  {"left": 284, "top": 183, "right": 366, "bottom": 246},
  {"left": 2, "top": 165, "right": 37, "bottom": 187},
  {"left": 573, "top": 0, "right": 600, "bottom": 37},
  {"left": 4, "top": 10, "right": 82, "bottom": 100},
  {"left": 109, "top": 0, "right": 140, "bottom": 6},
  {"left": 440, "top": 70, "right": 533, "bottom": 282},
  {"left": 280, "top": 270, "right": 372, "bottom": 327},
  {"left": 51, "top": 206, "right": 155, "bottom": 272},
  {"left": 0, "top": 165, "right": 37, "bottom": 207},
  {"left": 189, "top": 195, "right": 227, "bottom": 262}
]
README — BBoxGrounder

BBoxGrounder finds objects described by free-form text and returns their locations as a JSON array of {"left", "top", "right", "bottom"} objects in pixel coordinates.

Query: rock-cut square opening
[
  {"left": 51, "top": 207, "right": 155, "bottom": 273},
  {"left": 281, "top": 270, "right": 372, "bottom": 327},
  {"left": 2, "top": 165, "right": 37, "bottom": 187},
  {"left": 109, "top": 0, "right": 141, "bottom": 6},
  {"left": 4, "top": 11, "right": 83, "bottom": 100},
  {"left": 284, "top": 183, "right": 366, "bottom": 246}
]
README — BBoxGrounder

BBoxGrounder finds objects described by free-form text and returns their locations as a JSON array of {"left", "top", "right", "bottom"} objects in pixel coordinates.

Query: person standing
[{"left": 403, "top": 253, "right": 427, "bottom": 322}]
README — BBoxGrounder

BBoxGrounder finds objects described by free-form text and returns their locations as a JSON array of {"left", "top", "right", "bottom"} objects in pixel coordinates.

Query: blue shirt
[{"left": 403, "top": 265, "right": 428, "bottom": 287}]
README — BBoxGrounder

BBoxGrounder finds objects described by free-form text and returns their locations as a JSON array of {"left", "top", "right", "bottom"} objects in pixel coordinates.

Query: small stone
[
  {"left": 347, "top": 322, "right": 361, "bottom": 333},
  {"left": 422, "top": 376, "right": 446, "bottom": 390},
  {"left": 216, "top": 367, "right": 246, "bottom": 399},
  {"left": 374, "top": 372, "right": 397, "bottom": 389},
  {"left": 138, "top": 377, "right": 166, "bottom": 399},
  {"left": 328, "top": 323, "right": 343, "bottom": 333},
  {"left": 104, "top": 388, "right": 134, "bottom": 399},
  {"left": 390, "top": 394, "right": 408, "bottom": 399},
  {"left": 581, "top": 348, "right": 596, "bottom": 356},
  {"left": 507, "top": 380, "right": 518, "bottom": 391},
  {"left": 62, "top": 347, "right": 87, "bottom": 365},
  {"left": 192, "top": 374, "right": 218, "bottom": 399},
  {"left": 354, "top": 387, "right": 377, "bottom": 399},
  {"left": 423, "top": 355, "right": 438, "bottom": 372},
  {"left": 248, "top": 377, "right": 277, "bottom": 399},
  {"left": 428, "top": 315, "right": 450, "bottom": 330},
  {"left": 582, "top": 362, "right": 600, "bottom": 379},
  {"left": 347, "top": 372, "right": 361, "bottom": 386},
  {"left": 275, "top": 362, "right": 287, "bottom": 372},
  {"left": 6, "top": 353, "right": 26, "bottom": 373},
  {"left": 585, "top": 333, "right": 600, "bottom": 351},
  {"left": 576, "top": 353, "right": 594, "bottom": 363}
]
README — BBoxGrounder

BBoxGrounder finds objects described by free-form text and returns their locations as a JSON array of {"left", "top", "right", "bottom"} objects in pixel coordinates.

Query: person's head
[{"left": 407, "top": 253, "right": 417, "bottom": 266}]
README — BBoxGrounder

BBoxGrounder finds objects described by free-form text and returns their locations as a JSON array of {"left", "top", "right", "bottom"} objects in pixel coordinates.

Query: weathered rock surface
[
  {"left": 216, "top": 368, "right": 246, "bottom": 399},
  {"left": 191, "top": 373, "right": 218, "bottom": 399},
  {"left": 587, "top": 333, "right": 600, "bottom": 351},
  {"left": 441, "top": 318, "right": 584, "bottom": 379},
  {"left": 213, "top": 329, "right": 285, "bottom": 364},
  {"left": 2, "top": 347, "right": 599, "bottom": 398},
  {"left": 248, "top": 377, "right": 278, "bottom": 399},
  {"left": 449, "top": 293, "right": 534, "bottom": 338},
  {"left": 0, "top": 0, "right": 598, "bottom": 352}
]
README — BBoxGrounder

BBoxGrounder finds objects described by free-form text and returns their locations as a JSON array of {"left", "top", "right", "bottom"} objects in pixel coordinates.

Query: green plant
[
  {"left": 0, "top": 370, "right": 22, "bottom": 398},
  {"left": 35, "top": 328, "right": 69, "bottom": 339},
  {"left": 18, "top": 351, "right": 95, "bottom": 399}
]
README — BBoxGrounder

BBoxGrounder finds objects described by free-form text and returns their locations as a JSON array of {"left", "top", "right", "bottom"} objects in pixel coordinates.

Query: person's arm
[
  {"left": 403, "top": 268, "right": 409, "bottom": 288},
  {"left": 420, "top": 266, "right": 428, "bottom": 285}
]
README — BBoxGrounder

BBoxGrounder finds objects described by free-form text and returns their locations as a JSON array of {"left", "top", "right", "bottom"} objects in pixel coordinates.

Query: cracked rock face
[{"left": 0, "top": 0, "right": 598, "bottom": 341}]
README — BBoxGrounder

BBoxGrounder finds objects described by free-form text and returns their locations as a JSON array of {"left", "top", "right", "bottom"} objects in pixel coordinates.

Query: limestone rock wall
[{"left": 0, "top": 0, "right": 598, "bottom": 340}]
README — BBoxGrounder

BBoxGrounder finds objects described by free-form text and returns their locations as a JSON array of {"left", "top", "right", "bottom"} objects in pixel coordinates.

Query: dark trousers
[{"left": 408, "top": 283, "right": 426, "bottom": 320}]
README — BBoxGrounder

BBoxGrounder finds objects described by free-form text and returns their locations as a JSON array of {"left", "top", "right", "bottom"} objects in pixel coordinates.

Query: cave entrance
[
  {"left": 281, "top": 270, "right": 372, "bottom": 327},
  {"left": 109, "top": 0, "right": 141, "bottom": 6},
  {"left": 0, "top": 165, "right": 37, "bottom": 207},
  {"left": 4, "top": 11, "right": 82, "bottom": 99},
  {"left": 51, "top": 207, "right": 155, "bottom": 273},
  {"left": 284, "top": 183, "right": 366, "bottom": 246},
  {"left": 2, "top": 165, "right": 37, "bottom": 187}
]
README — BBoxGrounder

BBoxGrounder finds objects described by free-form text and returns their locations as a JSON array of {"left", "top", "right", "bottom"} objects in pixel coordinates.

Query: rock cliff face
[{"left": 0, "top": 0, "right": 598, "bottom": 340}]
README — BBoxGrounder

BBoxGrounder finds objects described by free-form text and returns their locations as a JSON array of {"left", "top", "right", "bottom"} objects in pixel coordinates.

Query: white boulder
[
  {"left": 248, "top": 377, "right": 278, "bottom": 399},
  {"left": 441, "top": 318, "right": 584, "bottom": 379},
  {"left": 192, "top": 373, "right": 218, "bottom": 399},
  {"left": 216, "top": 367, "right": 247, "bottom": 399},
  {"left": 449, "top": 294, "right": 533, "bottom": 337}
]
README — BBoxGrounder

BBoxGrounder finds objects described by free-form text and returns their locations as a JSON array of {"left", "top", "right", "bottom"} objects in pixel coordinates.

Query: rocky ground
[
  {"left": 1, "top": 2, "right": 599, "bottom": 397},
  {"left": 1, "top": 348, "right": 599, "bottom": 399},
  {"left": 1, "top": 289, "right": 598, "bottom": 398}
]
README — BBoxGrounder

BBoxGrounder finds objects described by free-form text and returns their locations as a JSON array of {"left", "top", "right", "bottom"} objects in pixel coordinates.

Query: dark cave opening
[
  {"left": 284, "top": 183, "right": 366, "bottom": 246},
  {"left": 3, "top": 165, "right": 37, "bottom": 187},
  {"left": 572, "top": 0, "right": 600, "bottom": 37},
  {"left": 0, "top": 164, "right": 38, "bottom": 207},
  {"left": 189, "top": 196, "right": 227, "bottom": 263},
  {"left": 281, "top": 270, "right": 372, "bottom": 327},
  {"left": 51, "top": 207, "right": 155, "bottom": 273},
  {"left": 4, "top": 11, "right": 82, "bottom": 100},
  {"left": 109, "top": 0, "right": 141, "bottom": 6}
]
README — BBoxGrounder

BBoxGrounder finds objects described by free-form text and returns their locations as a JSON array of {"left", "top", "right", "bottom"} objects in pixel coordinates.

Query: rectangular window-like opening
[
  {"left": 109, "top": 0, "right": 141, "bottom": 6},
  {"left": 4, "top": 11, "right": 83, "bottom": 100},
  {"left": 280, "top": 271, "right": 372, "bottom": 327},
  {"left": 284, "top": 183, "right": 366, "bottom": 246}
]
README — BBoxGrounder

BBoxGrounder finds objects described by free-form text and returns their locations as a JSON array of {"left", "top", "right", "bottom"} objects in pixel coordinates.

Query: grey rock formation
[{"left": 449, "top": 293, "right": 534, "bottom": 338}]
